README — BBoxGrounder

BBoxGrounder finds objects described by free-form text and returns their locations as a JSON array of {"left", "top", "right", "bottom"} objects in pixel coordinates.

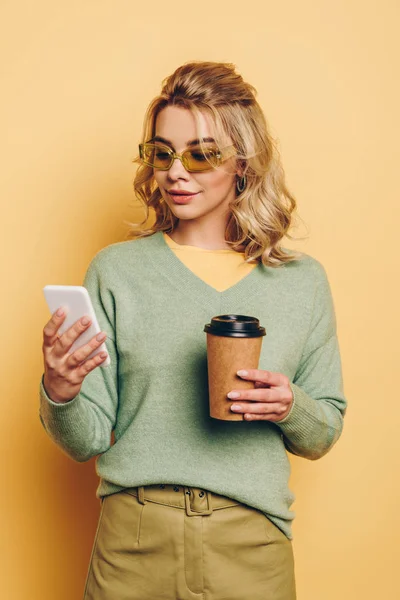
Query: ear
[{"left": 235, "top": 159, "right": 247, "bottom": 178}]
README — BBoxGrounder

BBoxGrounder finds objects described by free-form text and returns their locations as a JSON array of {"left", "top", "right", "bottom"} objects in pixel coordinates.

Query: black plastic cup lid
[{"left": 204, "top": 314, "right": 266, "bottom": 338}]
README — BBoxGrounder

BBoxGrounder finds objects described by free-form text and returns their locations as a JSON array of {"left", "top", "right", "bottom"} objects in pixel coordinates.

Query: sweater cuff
[
  {"left": 39, "top": 374, "right": 83, "bottom": 429},
  {"left": 274, "top": 382, "right": 319, "bottom": 435}
]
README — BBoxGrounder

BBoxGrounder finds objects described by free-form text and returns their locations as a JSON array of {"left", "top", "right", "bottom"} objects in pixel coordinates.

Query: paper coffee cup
[{"left": 204, "top": 315, "right": 266, "bottom": 421}]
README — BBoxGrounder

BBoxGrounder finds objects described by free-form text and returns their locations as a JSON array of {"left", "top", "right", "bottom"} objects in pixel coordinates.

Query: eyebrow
[{"left": 148, "top": 135, "right": 216, "bottom": 148}]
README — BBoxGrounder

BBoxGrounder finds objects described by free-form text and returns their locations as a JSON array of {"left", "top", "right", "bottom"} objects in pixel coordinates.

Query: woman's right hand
[{"left": 42, "top": 308, "right": 109, "bottom": 404}]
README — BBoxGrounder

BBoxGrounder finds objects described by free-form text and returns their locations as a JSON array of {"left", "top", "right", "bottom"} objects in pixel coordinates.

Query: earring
[{"left": 236, "top": 174, "right": 247, "bottom": 193}]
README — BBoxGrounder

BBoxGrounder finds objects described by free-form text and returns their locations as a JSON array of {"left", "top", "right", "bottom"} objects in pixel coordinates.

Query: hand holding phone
[{"left": 42, "top": 285, "right": 111, "bottom": 403}]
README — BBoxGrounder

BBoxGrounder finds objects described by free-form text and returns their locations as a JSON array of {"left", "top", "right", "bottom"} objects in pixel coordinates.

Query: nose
[{"left": 167, "top": 156, "right": 190, "bottom": 179}]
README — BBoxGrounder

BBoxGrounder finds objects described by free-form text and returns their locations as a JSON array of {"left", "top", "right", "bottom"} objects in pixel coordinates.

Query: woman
[{"left": 40, "top": 61, "right": 347, "bottom": 600}]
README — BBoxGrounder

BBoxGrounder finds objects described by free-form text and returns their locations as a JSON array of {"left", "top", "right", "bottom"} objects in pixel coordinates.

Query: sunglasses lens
[
  {"left": 185, "top": 147, "right": 219, "bottom": 171},
  {"left": 141, "top": 144, "right": 172, "bottom": 169}
]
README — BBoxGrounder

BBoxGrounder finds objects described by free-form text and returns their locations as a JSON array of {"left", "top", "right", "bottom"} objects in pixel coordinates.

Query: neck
[
  {"left": 167, "top": 231, "right": 233, "bottom": 250},
  {"left": 167, "top": 218, "right": 245, "bottom": 251}
]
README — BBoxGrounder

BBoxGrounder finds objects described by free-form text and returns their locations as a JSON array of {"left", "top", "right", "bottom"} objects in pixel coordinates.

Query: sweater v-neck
[{"left": 145, "top": 231, "right": 268, "bottom": 307}]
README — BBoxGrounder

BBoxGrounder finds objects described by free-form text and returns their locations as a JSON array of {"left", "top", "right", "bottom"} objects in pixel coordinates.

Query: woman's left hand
[{"left": 227, "top": 369, "right": 294, "bottom": 422}]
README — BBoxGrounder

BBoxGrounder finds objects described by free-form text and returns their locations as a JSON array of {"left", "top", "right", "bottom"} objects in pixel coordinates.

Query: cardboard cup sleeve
[{"left": 206, "top": 334, "right": 263, "bottom": 421}]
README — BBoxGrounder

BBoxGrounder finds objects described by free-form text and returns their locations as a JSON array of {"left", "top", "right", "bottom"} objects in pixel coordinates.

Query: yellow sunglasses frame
[{"left": 138, "top": 142, "right": 237, "bottom": 172}]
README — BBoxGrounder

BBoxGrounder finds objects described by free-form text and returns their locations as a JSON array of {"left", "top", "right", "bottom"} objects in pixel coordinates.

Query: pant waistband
[{"left": 122, "top": 485, "right": 240, "bottom": 517}]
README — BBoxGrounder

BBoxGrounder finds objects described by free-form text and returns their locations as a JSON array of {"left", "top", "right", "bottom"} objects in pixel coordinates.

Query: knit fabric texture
[{"left": 39, "top": 231, "right": 347, "bottom": 540}]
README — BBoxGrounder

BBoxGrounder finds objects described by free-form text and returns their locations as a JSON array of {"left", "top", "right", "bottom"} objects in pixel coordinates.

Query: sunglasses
[{"left": 138, "top": 142, "right": 237, "bottom": 172}]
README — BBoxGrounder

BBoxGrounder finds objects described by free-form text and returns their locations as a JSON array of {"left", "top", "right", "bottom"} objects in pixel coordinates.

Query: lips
[
  {"left": 168, "top": 190, "right": 200, "bottom": 204},
  {"left": 168, "top": 190, "right": 198, "bottom": 195}
]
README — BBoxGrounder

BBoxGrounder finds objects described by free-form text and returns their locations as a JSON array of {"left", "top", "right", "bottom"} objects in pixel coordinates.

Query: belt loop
[
  {"left": 137, "top": 486, "right": 147, "bottom": 505},
  {"left": 205, "top": 490, "right": 213, "bottom": 514}
]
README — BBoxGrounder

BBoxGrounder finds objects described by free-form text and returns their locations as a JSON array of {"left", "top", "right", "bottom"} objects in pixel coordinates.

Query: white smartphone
[{"left": 43, "top": 285, "right": 111, "bottom": 367}]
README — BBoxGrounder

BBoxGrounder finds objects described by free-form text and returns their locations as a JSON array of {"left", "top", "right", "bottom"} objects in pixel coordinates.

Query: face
[{"left": 152, "top": 105, "right": 240, "bottom": 227}]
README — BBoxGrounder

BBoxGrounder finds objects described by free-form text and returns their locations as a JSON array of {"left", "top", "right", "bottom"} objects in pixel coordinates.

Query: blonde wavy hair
[{"left": 125, "top": 60, "right": 307, "bottom": 267}]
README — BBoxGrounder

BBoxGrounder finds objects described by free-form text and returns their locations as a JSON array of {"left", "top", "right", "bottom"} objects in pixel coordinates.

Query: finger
[
  {"left": 254, "top": 381, "right": 271, "bottom": 388},
  {"left": 228, "top": 388, "right": 283, "bottom": 403},
  {"left": 42, "top": 307, "right": 68, "bottom": 348},
  {"left": 230, "top": 401, "right": 285, "bottom": 415},
  {"left": 237, "top": 369, "right": 288, "bottom": 387},
  {"left": 73, "top": 349, "right": 109, "bottom": 378},
  {"left": 243, "top": 412, "right": 285, "bottom": 422},
  {"left": 65, "top": 331, "right": 108, "bottom": 368},
  {"left": 53, "top": 349, "right": 108, "bottom": 390},
  {"left": 53, "top": 315, "right": 93, "bottom": 357}
]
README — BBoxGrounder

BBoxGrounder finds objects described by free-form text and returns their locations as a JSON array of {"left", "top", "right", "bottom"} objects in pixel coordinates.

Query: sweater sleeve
[
  {"left": 275, "top": 261, "right": 347, "bottom": 460},
  {"left": 38, "top": 253, "right": 119, "bottom": 463}
]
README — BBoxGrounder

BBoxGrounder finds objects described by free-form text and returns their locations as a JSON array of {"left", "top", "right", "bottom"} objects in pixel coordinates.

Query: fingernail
[
  {"left": 231, "top": 404, "right": 241, "bottom": 411},
  {"left": 237, "top": 370, "right": 248, "bottom": 376},
  {"left": 227, "top": 391, "right": 240, "bottom": 398},
  {"left": 97, "top": 332, "right": 106, "bottom": 341},
  {"left": 56, "top": 307, "right": 65, "bottom": 316}
]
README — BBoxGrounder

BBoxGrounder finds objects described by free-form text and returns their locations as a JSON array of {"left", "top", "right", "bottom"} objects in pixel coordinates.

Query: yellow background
[{"left": 1, "top": 1, "right": 399, "bottom": 598}]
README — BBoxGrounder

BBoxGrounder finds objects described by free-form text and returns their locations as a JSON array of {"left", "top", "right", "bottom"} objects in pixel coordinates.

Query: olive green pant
[{"left": 83, "top": 484, "right": 296, "bottom": 600}]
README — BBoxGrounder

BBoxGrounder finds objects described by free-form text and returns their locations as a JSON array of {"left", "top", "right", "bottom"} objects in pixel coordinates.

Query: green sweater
[{"left": 39, "top": 231, "right": 347, "bottom": 540}]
